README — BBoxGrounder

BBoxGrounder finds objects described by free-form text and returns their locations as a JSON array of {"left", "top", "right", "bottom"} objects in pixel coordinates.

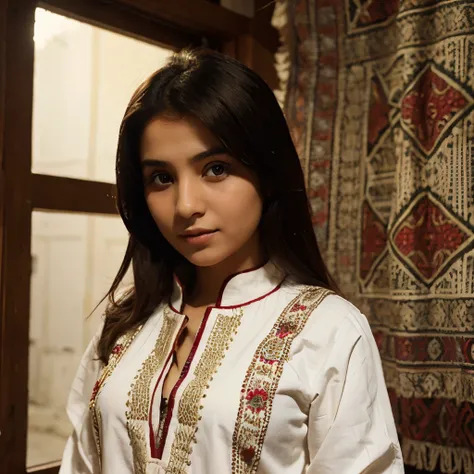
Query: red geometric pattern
[
  {"left": 390, "top": 390, "right": 474, "bottom": 449},
  {"left": 347, "top": 0, "right": 400, "bottom": 29},
  {"left": 278, "top": 1, "right": 474, "bottom": 471},
  {"left": 372, "top": 332, "right": 474, "bottom": 365},
  {"left": 401, "top": 64, "right": 472, "bottom": 155},
  {"left": 367, "top": 74, "right": 390, "bottom": 155},
  {"left": 360, "top": 201, "right": 387, "bottom": 280},
  {"left": 392, "top": 193, "right": 471, "bottom": 282}
]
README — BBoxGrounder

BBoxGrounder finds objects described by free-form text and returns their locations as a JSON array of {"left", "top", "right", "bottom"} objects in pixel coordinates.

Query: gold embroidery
[
  {"left": 231, "top": 287, "right": 332, "bottom": 473},
  {"left": 89, "top": 324, "right": 143, "bottom": 461},
  {"left": 126, "top": 308, "right": 182, "bottom": 474},
  {"left": 166, "top": 310, "right": 243, "bottom": 474}
]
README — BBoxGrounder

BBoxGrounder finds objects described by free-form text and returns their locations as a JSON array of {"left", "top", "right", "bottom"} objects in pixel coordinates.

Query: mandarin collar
[{"left": 169, "top": 261, "right": 286, "bottom": 312}]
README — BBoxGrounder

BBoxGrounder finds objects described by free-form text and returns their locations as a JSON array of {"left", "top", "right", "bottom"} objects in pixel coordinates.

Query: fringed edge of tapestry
[
  {"left": 403, "top": 439, "right": 474, "bottom": 474},
  {"left": 271, "top": 0, "right": 291, "bottom": 108}
]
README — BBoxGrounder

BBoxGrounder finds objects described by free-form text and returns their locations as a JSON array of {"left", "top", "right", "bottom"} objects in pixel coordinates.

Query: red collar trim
[{"left": 169, "top": 261, "right": 285, "bottom": 312}]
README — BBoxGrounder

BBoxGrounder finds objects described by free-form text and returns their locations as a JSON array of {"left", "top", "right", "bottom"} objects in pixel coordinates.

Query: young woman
[{"left": 60, "top": 49, "right": 404, "bottom": 474}]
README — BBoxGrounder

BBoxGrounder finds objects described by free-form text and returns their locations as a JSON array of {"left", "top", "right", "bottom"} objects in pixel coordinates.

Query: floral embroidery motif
[
  {"left": 112, "top": 343, "right": 123, "bottom": 355},
  {"left": 231, "top": 286, "right": 332, "bottom": 473},
  {"left": 126, "top": 308, "right": 182, "bottom": 474},
  {"left": 291, "top": 303, "right": 307, "bottom": 312},
  {"left": 240, "top": 446, "right": 256, "bottom": 466},
  {"left": 275, "top": 321, "right": 298, "bottom": 339},
  {"left": 246, "top": 389, "right": 268, "bottom": 413},
  {"left": 89, "top": 325, "right": 143, "bottom": 461},
  {"left": 166, "top": 310, "right": 243, "bottom": 474}
]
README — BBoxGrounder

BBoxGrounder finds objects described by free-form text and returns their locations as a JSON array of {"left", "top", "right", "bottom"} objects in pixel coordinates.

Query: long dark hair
[{"left": 98, "top": 49, "right": 337, "bottom": 363}]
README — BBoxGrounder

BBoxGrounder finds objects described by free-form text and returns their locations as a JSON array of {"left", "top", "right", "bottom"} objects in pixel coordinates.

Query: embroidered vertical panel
[
  {"left": 89, "top": 324, "right": 143, "bottom": 461},
  {"left": 126, "top": 309, "right": 182, "bottom": 474},
  {"left": 166, "top": 310, "right": 243, "bottom": 474},
  {"left": 231, "top": 286, "right": 332, "bottom": 473}
]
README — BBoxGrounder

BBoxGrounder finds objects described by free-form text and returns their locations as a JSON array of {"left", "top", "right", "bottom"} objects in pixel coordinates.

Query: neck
[{"left": 189, "top": 240, "right": 265, "bottom": 307}]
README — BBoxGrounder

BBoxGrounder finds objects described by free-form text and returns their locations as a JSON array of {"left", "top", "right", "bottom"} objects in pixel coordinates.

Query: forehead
[{"left": 140, "top": 116, "right": 220, "bottom": 162}]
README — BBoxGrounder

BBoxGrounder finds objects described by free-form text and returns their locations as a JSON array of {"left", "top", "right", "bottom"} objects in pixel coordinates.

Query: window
[
  {"left": 0, "top": 1, "right": 271, "bottom": 472},
  {"left": 28, "top": 212, "right": 131, "bottom": 466},
  {"left": 27, "top": 8, "right": 173, "bottom": 468},
  {"left": 32, "top": 9, "right": 172, "bottom": 183}
]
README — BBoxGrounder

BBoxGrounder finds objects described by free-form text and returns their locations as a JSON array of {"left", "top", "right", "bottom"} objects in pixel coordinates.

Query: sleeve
[
  {"left": 306, "top": 308, "right": 404, "bottom": 473},
  {"left": 59, "top": 322, "right": 104, "bottom": 474}
]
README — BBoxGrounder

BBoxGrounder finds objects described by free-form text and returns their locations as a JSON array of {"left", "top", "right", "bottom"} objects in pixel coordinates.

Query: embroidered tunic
[{"left": 59, "top": 262, "right": 404, "bottom": 473}]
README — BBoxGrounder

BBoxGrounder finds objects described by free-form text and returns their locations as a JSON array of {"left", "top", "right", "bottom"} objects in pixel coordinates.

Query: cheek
[
  {"left": 218, "top": 183, "right": 263, "bottom": 230},
  {"left": 145, "top": 194, "right": 174, "bottom": 232}
]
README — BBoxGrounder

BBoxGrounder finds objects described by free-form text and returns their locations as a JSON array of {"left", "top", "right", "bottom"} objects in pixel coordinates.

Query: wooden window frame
[{"left": 0, "top": 1, "right": 278, "bottom": 473}]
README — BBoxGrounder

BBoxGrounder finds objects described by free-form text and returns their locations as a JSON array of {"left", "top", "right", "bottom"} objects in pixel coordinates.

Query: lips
[
  {"left": 180, "top": 229, "right": 218, "bottom": 245},
  {"left": 180, "top": 229, "right": 217, "bottom": 238}
]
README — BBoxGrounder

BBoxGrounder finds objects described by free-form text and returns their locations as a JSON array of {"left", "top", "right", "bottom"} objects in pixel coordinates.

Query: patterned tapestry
[{"left": 272, "top": 1, "right": 474, "bottom": 473}]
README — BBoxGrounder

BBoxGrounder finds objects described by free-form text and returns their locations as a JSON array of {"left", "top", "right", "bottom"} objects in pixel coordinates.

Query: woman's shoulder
[
  {"left": 281, "top": 281, "right": 372, "bottom": 344},
  {"left": 311, "top": 292, "right": 372, "bottom": 340}
]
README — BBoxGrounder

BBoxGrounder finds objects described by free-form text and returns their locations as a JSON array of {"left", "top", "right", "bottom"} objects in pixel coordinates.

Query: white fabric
[{"left": 60, "top": 262, "right": 404, "bottom": 473}]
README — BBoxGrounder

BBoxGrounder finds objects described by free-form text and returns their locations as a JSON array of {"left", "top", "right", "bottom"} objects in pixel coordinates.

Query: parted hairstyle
[{"left": 97, "top": 49, "right": 338, "bottom": 363}]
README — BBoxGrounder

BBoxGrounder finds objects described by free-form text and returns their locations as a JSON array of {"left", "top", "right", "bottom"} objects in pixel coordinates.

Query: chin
[{"left": 183, "top": 248, "right": 230, "bottom": 268}]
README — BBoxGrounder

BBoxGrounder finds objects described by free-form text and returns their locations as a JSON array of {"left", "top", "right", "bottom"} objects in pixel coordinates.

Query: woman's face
[{"left": 140, "top": 115, "right": 263, "bottom": 269}]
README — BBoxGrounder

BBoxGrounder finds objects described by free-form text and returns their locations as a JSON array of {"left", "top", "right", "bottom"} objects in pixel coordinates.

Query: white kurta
[{"left": 60, "top": 262, "right": 404, "bottom": 474}]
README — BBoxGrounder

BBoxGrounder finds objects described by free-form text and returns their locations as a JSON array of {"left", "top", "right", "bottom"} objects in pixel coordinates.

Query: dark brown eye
[
  {"left": 152, "top": 172, "right": 173, "bottom": 185},
  {"left": 205, "top": 163, "right": 229, "bottom": 178}
]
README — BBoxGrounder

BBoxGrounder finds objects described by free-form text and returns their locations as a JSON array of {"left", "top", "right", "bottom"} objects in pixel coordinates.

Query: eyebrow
[{"left": 141, "top": 146, "right": 228, "bottom": 168}]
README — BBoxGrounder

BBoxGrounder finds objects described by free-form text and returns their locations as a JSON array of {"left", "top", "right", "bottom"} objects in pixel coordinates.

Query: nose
[{"left": 175, "top": 175, "right": 205, "bottom": 220}]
